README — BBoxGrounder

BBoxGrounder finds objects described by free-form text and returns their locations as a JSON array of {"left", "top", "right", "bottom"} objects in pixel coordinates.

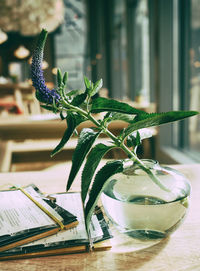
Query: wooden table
[{"left": 0, "top": 162, "right": 199, "bottom": 271}]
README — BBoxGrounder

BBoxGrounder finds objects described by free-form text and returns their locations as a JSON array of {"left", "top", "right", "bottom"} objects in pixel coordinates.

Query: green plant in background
[{"left": 31, "top": 29, "right": 199, "bottom": 231}]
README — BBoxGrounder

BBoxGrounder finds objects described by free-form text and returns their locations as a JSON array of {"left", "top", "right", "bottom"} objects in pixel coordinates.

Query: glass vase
[{"left": 101, "top": 159, "right": 191, "bottom": 239}]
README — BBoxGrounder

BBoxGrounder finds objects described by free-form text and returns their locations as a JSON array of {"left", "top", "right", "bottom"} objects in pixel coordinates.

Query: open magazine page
[
  {"left": 54, "top": 193, "right": 103, "bottom": 240},
  {"left": 1, "top": 192, "right": 110, "bottom": 255},
  {"left": 0, "top": 186, "right": 60, "bottom": 237}
]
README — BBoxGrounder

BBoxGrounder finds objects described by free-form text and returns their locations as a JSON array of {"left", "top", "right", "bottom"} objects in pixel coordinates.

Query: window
[
  {"left": 187, "top": 0, "right": 200, "bottom": 158},
  {"left": 110, "top": 0, "right": 128, "bottom": 99},
  {"left": 127, "top": 0, "right": 150, "bottom": 103},
  {"left": 54, "top": 0, "right": 87, "bottom": 90},
  {"left": 155, "top": 0, "right": 200, "bottom": 163},
  {"left": 85, "top": 0, "right": 151, "bottom": 103},
  {"left": 111, "top": 0, "right": 150, "bottom": 102}
]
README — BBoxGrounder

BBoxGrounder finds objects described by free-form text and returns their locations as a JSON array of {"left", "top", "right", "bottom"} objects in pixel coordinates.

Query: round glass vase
[{"left": 101, "top": 159, "right": 191, "bottom": 239}]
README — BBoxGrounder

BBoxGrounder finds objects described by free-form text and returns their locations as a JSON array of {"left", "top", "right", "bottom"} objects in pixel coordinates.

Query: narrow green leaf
[
  {"left": 127, "top": 131, "right": 141, "bottom": 148},
  {"left": 127, "top": 128, "right": 153, "bottom": 148},
  {"left": 73, "top": 113, "right": 87, "bottom": 125},
  {"left": 84, "top": 76, "right": 91, "bottom": 89},
  {"left": 71, "top": 93, "right": 87, "bottom": 106},
  {"left": 66, "top": 128, "right": 100, "bottom": 191},
  {"left": 51, "top": 114, "right": 76, "bottom": 157},
  {"left": 90, "top": 97, "right": 147, "bottom": 115},
  {"left": 103, "top": 112, "right": 136, "bottom": 124},
  {"left": 135, "top": 131, "right": 141, "bottom": 146},
  {"left": 66, "top": 89, "right": 80, "bottom": 97},
  {"left": 57, "top": 68, "right": 62, "bottom": 87},
  {"left": 85, "top": 160, "right": 124, "bottom": 231},
  {"left": 51, "top": 113, "right": 87, "bottom": 157},
  {"left": 123, "top": 111, "right": 199, "bottom": 138},
  {"left": 81, "top": 143, "right": 114, "bottom": 203},
  {"left": 63, "top": 72, "right": 68, "bottom": 84},
  {"left": 90, "top": 79, "right": 103, "bottom": 97}
]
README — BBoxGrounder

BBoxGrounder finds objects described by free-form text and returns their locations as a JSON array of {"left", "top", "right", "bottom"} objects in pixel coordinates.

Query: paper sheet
[
  {"left": 0, "top": 186, "right": 61, "bottom": 236},
  {"left": 20, "top": 192, "right": 103, "bottom": 247}
]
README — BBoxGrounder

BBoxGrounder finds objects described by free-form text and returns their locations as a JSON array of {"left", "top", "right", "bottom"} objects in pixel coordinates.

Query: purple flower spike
[{"left": 31, "top": 29, "right": 60, "bottom": 104}]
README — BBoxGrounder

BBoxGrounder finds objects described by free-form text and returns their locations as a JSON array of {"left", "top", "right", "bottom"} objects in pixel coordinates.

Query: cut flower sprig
[{"left": 31, "top": 29, "right": 199, "bottom": 231}]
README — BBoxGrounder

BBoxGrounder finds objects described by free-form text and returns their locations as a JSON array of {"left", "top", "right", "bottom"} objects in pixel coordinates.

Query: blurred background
[{"left": 0, "top": 0, "right": 199, "bottom": 172}]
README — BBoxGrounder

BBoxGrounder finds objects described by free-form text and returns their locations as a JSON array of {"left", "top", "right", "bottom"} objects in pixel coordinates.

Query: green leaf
[
  {"left": 51, "top": 113, "right": 86, "bottom": 157},
  {"left": 89, "top": 79, "right": 103, "bottom": 97},
  {"left": 90, "top": 97, "right": 147, "bottom": 115},
  {"left": 66, "top": 128, "right": 100, "bottom": 191},
  {"left": 62, "top": 72, "right": 68, "bottom": 85},
  {"left": 73, "top": 113, "right": 87, "bottom": 126},
  {"left": 84, "top": 76, "right": 91, "bottom": 89},
  {"left": 57, "top": 68, "right": 62, "bottom": 87},
  {"left": 71, "top": 93, "right": 87, "bottom": 106},
  {"left": 103, "top": 112, "right": 136, "bottom": 124},
  {"left": 85, "top": 160, "right": 124, "bottom": 231},
  {"left": 51, "top": 114, "right": 75, "bottom": 157},
  {"left": 127, "top": 131, "right": 141, "bottom": 148},
  {"left": 123, "top": 111, "right": 199, "bottom": 138},
  {"left": 81, "top": 143, "right": 114, "bottom": 203},
  {"left": 66, "top": 89, "right": 80, "bottom": 97},
  {"left": 127, "top": 128, "right": 153, "bottom": 148}
]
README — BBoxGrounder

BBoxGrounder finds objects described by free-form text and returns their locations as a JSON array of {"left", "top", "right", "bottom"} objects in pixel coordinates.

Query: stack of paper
[{"left": 0, "top": 185, "right": 112, "bottom": 260}]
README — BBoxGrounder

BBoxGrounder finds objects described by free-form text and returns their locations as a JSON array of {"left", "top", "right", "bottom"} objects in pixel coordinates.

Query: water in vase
[{"left": 101, "top": 172, "right": 189, "bottom": 239}]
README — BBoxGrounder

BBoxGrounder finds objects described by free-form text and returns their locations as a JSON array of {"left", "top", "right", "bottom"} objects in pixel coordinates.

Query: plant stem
[
  {"left": 120, "top": 143, "right": 170, "bottom": 192},
  {"left": 63, "top": 100, "right": 170, "bottom": 192}
]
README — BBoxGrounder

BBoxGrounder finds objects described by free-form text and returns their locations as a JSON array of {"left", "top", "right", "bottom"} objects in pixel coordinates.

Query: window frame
[{"left": 153, "top": 0, "right": 200, "bottom": 163}]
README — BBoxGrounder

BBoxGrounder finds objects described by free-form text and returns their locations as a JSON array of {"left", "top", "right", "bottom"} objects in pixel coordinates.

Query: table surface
[{"left": 0, "top": 162, "right": 199, "bottom": 271}]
